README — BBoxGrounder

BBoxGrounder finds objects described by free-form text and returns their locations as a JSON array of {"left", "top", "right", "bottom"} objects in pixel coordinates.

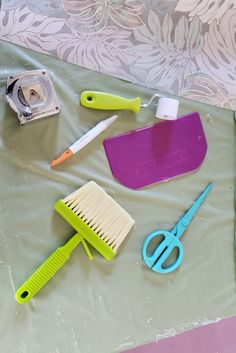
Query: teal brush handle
[{"left": 80, "top": 91, "right": 141, "bottom": 113}]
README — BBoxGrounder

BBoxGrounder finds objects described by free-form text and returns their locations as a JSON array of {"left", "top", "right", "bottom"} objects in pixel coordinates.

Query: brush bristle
[{"left": 63, "top": 181, "right": 134, "bottom": 251}]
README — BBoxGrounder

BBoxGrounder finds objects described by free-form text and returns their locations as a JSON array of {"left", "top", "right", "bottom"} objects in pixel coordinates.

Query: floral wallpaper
[{"left": 0, "top": 0, "right": 236, "bottom": 110}]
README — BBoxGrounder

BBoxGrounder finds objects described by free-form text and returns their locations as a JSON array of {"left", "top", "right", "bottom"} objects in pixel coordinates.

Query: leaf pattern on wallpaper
[
  {"left": 55, "top": 26, "right": 135, "bottom": 73},
  {"left": 62, "top": 0, "right": 145, "bottom": 33},
  {"left": 131, "top": 10, "right": 204, "bottom": 94},
  {"left": 0, "top": 6, "right": 65, "bottom": 53},
  {"left": 1, "top": 0, "right": 65, "bottom": 17},
  {"left": 1, "top": 0, "right": 236, "bottom": 110},
  {"left": 1, "top": 0, "right": 24, "bottom": 9},
  {"left": 195, "top": 9, "right": 236, "bottom": 95},
  {"left": 180, "top": 73, "right": 236, "bottom": 109},
  {"left": 175, "top": 0, "right": 236, "bottom": 24},
  {"left": 148, "top": 0, "right": 178, "bottom": 16}
]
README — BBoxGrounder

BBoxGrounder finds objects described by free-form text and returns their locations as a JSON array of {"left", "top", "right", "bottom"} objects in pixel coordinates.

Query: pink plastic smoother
[
  {"left": 123, "top": 315, "right": 236, "bottom": 353},
  {"left": 103, "top": 112, "right": 207, "bottom": 189}
]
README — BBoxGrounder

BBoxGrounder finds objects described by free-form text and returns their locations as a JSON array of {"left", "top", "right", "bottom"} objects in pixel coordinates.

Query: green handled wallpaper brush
[{"left": 15, "top": 181, "right": 135, "bottom": 304}]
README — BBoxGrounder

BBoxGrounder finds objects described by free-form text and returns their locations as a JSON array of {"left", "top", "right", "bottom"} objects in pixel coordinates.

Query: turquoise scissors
[{"left": 142, "top": 183, "right": 213, "bottom": 274}]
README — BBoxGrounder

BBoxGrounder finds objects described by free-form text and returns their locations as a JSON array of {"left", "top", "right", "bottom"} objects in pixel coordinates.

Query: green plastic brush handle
[
  {"left": 80, "top": 91, "right": 141, "bottom": 113},
  {"left": 15, "top": 233, "right": 92, "bottom": 304}
]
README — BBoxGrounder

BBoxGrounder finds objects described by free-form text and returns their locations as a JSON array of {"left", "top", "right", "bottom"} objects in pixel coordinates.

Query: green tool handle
[
  {"left": 15, "top": 233, "right": 92, "bottom": 304},
  {"left": 80, "top": 91, "right": 141, "bottom": 113}
]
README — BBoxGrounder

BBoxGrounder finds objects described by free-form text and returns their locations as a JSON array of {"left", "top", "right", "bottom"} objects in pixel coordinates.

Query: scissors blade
[{"left": 172, "top": 183, "right": 213, "bottom": 239}]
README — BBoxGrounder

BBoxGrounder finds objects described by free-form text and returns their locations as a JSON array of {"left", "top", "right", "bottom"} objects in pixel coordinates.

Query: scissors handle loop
[{"left": 142, "top": 230, "right": 184, "bottom": 274}]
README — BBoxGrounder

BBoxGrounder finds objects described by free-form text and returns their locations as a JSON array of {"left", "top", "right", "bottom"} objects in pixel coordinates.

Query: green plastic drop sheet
[{"left": 0, "top": 40, "right": 235, "bottom": 353}]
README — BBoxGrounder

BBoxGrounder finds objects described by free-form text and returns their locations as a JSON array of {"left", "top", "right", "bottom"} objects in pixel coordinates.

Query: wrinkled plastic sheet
[
  {"left": 0, "top": 40, "right": 235, "bottom": 353},
  {"left": 124, "top": 315, "right": 236, "bottom": 353}
]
